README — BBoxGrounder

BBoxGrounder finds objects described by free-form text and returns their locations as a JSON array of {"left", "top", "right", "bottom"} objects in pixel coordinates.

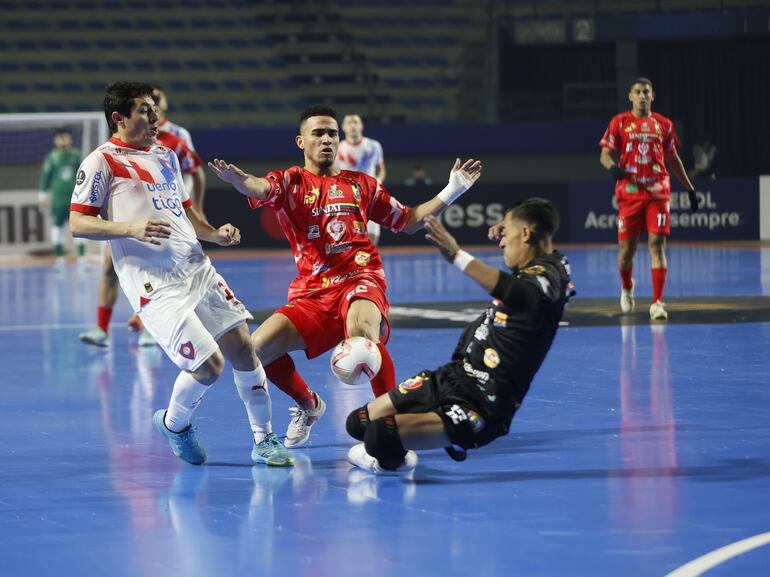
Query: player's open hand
[
  {"left": 208, "top": 159, "right": 248, "bottom": 185},
  {"left": 424, "top": 215, "right": 461, "bottom": 263},
  {"left": 449, "top": 158, "right": 482, "bottom": 189},
  {"left": 213, "top": 223, "right": 241, "bottom": 246},
  {"left": 131, "top": 219, "right": 172, "bottom": 245},
  {"left": 488, "top": 220, "right": 504, "bottom": 241}
]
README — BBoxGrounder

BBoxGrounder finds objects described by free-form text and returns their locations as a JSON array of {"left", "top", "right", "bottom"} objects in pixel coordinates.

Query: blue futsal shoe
[
  {"left": 153, "top": 410, "right": 207, "bottom": 465},
  {"left": 251, "top": 433, "right": 294, "bottom": 467}
]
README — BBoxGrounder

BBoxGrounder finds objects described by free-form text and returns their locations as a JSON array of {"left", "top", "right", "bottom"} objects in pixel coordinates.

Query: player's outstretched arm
[
  {"left": 401, "top": 158, "right": 482, "bottom": 233},
  {"left": 184, "top": 205, "right": 241, "bottom": 246},
  {"left": 424, "top": 215, "right": 499, "bottom": 293},
  {"left": 70, "top": 211, "right": 172, "bottom": 245},
  {"left": 208, "top": 158, "right": 271, "bottom": 200}
]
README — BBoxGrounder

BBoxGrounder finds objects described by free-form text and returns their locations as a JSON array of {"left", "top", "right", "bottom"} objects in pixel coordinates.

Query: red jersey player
[
  {"left": 210, "top": 104, "right": 482, "bottom": 448},
  {"left": 599, "top": 77, "right": 698, "bottom": 320}
]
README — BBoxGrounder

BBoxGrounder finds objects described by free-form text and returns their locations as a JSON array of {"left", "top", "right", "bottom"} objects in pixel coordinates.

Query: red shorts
[
  {"left": 617, "top": 198, "right": 670, "bottom": 240},
  {"left": 276, "top": 276, "right": 391, "bottom": 359}
]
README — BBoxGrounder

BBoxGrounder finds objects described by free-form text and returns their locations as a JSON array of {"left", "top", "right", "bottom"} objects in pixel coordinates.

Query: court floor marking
[{"left": 663, "top": 531, "right": 770, "bottom": 577}]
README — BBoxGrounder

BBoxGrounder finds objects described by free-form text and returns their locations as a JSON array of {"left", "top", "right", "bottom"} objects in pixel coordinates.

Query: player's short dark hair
[
  {"left": 630, "top": 77, "right": 653, "bottom": 90},
  {"left": 53, "top": 127, "right": 71, "bottom": 137},
  {"left": 104, "top": 82, "right": 154, "bottom": 133},
  {"left": 299, "top": 104, "right": 338, "bottom": 128},
  {"left": 508, "top": 198, "right": 559, "bottom": 241}
]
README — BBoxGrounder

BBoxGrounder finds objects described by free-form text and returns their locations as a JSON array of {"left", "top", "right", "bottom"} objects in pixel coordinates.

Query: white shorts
[{"left": 139, "top": 265, "right": 252, "bottom": 371}]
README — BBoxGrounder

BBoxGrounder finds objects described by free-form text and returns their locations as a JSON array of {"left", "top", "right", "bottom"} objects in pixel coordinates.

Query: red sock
[
  {"left": 370, "top": 342, "right": 395, "bottom": 397},
  {"left": 97, "top": 306, "right": 112, "bottom": 334},
  {"left": 651, "top": 267, "right": 667, "bottom": 302},
  {"left": 619, "top": 267, "right": 633, "bottom": 291},
  {"left": 265, "top": 354, "right": 315, "bottom": 407}
]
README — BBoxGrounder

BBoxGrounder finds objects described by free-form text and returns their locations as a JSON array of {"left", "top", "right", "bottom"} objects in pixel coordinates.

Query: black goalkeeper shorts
[{"left": 387, "top": 364, "right": 511, "bottom": 450}]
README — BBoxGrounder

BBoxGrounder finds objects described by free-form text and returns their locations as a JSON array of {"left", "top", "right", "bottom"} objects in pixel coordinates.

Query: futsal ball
[{"left": 330, "top": 337, "right": 382, "bottom": 385}]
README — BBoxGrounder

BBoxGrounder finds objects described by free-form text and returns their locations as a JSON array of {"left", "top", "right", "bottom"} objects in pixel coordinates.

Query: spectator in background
[
  {"left": 39, "top": 127, "right": 86, "bottom": 267},
  {"left": 689, "top": 140, "right": 717, "bottom": 180},
  {"left": 405, "top": 164, "right": 433, "bottom": 187}
]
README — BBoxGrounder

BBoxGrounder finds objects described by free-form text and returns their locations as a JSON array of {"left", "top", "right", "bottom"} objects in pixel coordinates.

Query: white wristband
[
  {"left": 437, "top": 170, "right": 472, "bottom": 205},
  {"left": 453, "top": 250, "right": 474, "bottom": 272}
]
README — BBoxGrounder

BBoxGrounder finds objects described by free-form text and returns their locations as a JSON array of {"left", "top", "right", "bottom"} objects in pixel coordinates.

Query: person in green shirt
[{"left": 39, "top": 127, "right": 86, "bottom": 265}]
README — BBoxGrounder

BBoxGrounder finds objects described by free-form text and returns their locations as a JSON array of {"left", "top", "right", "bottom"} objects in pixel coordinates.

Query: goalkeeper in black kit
[{"left": 346, "top": 198, "right": 574, "bottom": 474}]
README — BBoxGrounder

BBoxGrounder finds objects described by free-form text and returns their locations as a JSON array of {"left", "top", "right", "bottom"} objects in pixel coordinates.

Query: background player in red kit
[
  {"left": 210, "top": 104, "right": 481, "bottom": 448},
  {"left": 599, "top": 77, "right": 698, "bottom": 320}
]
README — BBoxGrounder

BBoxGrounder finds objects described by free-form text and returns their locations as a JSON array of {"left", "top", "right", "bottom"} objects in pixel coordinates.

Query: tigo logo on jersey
[
  {"left": 152, "top": 194, "right": 183, "bottom": 217},
  {"left": 354, "top": 251, "right": 370, "bottom": 266},
  {"left": 179, "top": 341, "right": 196, "bottom": 360}
]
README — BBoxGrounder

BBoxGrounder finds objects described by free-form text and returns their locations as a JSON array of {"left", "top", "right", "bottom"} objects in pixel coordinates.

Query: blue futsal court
[{"left": 1, "top": 243, "right": 769, "bottom": 577}]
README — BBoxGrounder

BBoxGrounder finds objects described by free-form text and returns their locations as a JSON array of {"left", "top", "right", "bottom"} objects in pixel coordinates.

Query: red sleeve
[
  {"left": 662, "top": 118, "right": 680, "bottom": 154},
  {"left": 247, "top": 169, "right": 286, "bottom": 211},
  {"left": 70, "top": 203, "right": 101, "bottom": 215},
  {"left": 367, "top": 177, "right": 411, "bottom": 233},
  {"left": 599, "top": 115, "right": 620, "bottom": 151}
]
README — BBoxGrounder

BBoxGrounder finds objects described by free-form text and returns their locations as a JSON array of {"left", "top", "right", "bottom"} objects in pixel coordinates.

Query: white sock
[
  {"left": 165, "top": 371, "right": 211, "bottom": 433},
  {"left": 233, "top": 365, "right": 272, "bottom": 444}
]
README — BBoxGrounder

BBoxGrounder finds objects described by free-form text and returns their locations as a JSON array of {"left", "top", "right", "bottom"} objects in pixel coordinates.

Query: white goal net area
[{"left": 0, "top": 112, "right": 108, "bottom": 256}]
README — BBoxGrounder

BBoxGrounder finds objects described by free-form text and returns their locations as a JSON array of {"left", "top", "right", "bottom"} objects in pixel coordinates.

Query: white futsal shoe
[
  {"left": 347, "top": 443, "right": 417, "bottom": 475},
  {"left": 284, "top": 392, "right": 326, "bottom": 448},
  {"left": 649, "top": 300, "right": 668, "bottom": 320},
  {"left": 620, "top": 279, "right": 635, "bottom": 313}
]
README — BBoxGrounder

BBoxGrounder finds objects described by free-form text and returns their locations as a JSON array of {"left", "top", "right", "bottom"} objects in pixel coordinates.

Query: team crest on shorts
[
  {"left": 179, "top": 341, "right": 196, "bottom": 360},
  {"left": 467, "top": 410, "right": 485, "bottom": 434},
  {"left": 483, "top": 348, "right": 500, "bottom": 368},
  {"left": 398, "top": 376, "right": 424, "bottom": 394}
]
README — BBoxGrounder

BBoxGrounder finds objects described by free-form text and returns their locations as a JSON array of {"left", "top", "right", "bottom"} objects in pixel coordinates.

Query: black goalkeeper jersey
[{"left": 449, "top": 250, "right": 574, "bottom": 424}]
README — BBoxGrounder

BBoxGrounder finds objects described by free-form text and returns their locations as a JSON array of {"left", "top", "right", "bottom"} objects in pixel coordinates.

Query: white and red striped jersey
[
  {"left": 70, "top": 137, "right": 207, "bottom": 311},
  {"left": 337, "top": 137, "right": 384, "bottom": 178}
]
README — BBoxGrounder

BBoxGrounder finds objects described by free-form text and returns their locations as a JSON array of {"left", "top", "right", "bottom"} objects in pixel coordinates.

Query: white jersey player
[
  {"left": 337, "top": 113, "right": 386, "bottom": 245},
  {"left": 70, "top": 82, "right": 292, "bottom": 467},
  {"left": 152, "top": 85, "right": 206, "bottom": 215}
]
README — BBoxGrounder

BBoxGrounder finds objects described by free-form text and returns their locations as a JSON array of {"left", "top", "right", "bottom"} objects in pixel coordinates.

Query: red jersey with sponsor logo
[
  {"left": 599, "top": 111, "right": 680, "bottom": 202},
  {"left": 248, "top": 166, "right": 411, "bottom": 301}
]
